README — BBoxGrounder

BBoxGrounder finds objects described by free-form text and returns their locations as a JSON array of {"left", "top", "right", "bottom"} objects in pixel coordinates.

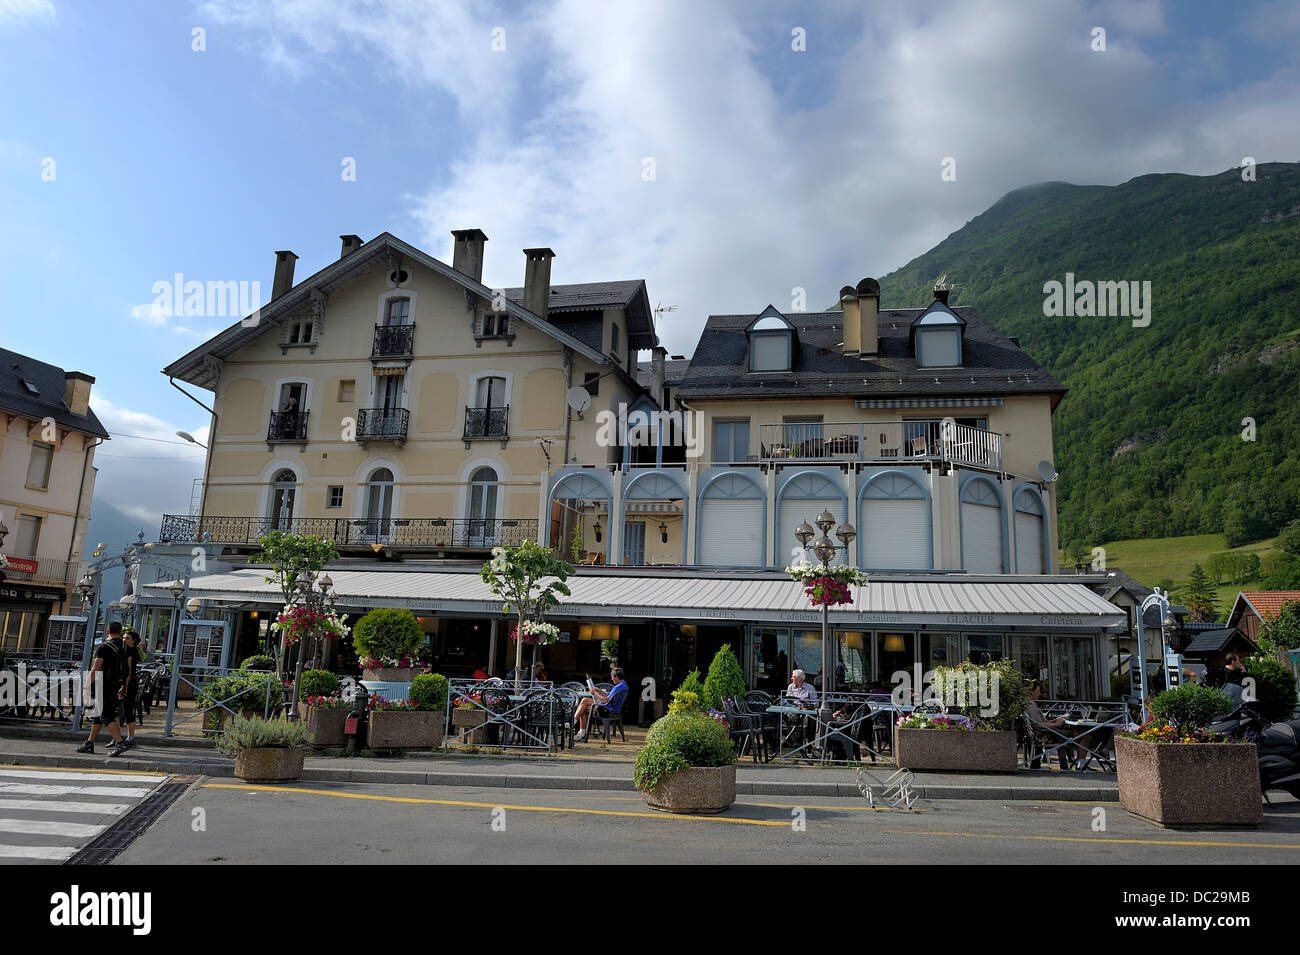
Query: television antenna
[{"left": 653, "top": 302, "right": 677, "bottom": 325}]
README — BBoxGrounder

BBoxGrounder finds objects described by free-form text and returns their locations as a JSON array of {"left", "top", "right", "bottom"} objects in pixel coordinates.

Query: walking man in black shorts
[{"left": 76, "top": 622, "right": 128, "bottom": 757}]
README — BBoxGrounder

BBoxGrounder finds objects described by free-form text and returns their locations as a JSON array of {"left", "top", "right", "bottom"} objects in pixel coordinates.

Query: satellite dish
[
  {"left": 1037, "top": 460, "right": 1059, "bottom": 484},
  {"left": 566, "top": 387, "right": 592, "bottom": 415}
]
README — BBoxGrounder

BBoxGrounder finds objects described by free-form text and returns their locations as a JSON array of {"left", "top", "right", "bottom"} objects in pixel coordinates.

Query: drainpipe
[
  {"left": 66, "top": 436, "right": 104, "bottom": 609},
  {"left": 562, "top": 346, "right": 573, "bottom": 467},
  {"left": 170, "top": 377, "right": 217, "bottom": 520}
]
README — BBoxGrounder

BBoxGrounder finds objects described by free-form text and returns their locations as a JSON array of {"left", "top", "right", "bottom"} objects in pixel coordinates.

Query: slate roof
[
  {"left": 676, "top": 304, "right": 1067, "bottom": 404},
  {"left": 503, "top": 280, "right": 656, "bottom": 349},
  {"left": 1091, "top": 569, "right": 1187, "bottom": 627},
  {"left": 0, "top": 348, "right": 108, "bottom": 438},
  {"left": 1183, "top": 628, "right": 1255, "bottom": 654}
]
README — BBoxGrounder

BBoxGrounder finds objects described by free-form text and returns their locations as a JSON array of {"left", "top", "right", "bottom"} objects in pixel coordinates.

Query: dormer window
[
  {"left": 478, "top": 311, "right": 512, "bottom": 339},
  {"left": 746, "top": 306, "right": 796, "bottom": 372},
  {"left": 910, "top": 301, "right": 966, "bottom": 368}
]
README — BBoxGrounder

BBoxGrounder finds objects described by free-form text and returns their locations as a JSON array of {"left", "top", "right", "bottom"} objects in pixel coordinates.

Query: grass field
[{"left": 1060, "top": 532, "right": 1279, "bottom": 621}]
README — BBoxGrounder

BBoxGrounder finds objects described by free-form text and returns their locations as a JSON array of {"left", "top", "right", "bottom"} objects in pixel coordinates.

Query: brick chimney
[
  {"left": 63, "top": 371, "right": 94, "bottom": 416},
  {"left": 339, "top": 234, "right": 362, "bottom": 259},
  {"left": 272, "top": 250, "right": 298, "bottom": 299},
  {"left": 451, "top": 229, "right": 488, "bottom": 283},
  {"left": 856, "top": 277, "right": 881, "bottom": 357},
  {"left": 523, "top": 248, "right": 556, "bottom": 321}
]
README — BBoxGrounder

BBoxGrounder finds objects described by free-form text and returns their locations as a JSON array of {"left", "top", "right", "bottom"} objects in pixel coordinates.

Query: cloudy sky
[{"left": 1, "top": 0, "right": 1297, "bottom": 555}]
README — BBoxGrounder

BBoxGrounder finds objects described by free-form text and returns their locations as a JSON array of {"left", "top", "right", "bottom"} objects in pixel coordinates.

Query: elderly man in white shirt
[{"left": 786, "top": 669, "right": 818, "bottom": 707}]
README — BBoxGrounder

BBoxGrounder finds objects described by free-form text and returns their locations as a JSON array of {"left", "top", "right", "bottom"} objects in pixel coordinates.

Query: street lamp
[
  {"left": 175, "top": 430, "right": 207, "bottom": 449},
  {"left": 793, "top": 515, "right": 858, "bottom": 723},
  {"left": 287, "top": 573, "right": 339, "bottom": 718}
]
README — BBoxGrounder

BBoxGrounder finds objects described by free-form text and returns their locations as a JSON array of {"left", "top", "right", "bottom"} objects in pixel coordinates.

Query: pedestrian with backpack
[
  {"left": 76, "top": 622, "right": 128, "bottom": 757},
  {"left": 118, "top": 629, "right": 146, "bottom": 750}
]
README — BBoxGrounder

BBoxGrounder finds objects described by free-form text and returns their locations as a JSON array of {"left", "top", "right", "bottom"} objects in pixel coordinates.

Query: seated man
[
  {"left": 574, "top": 667, "right": 628, "bottom": 742},
  {"left": 785, "top": 669, "right": 818, "bottom": 708}
]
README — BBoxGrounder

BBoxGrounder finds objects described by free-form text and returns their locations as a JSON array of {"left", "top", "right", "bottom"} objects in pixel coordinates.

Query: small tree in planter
[
  {"left": 480, "top": 540, "right": 573, "bottom": 688},
  {"left": 367, "top": 673, "right": 449, "bottom": 750},
  {"left": 352, "top": 608, "right": 424, "bottom": 682},
  {"left": 635, "top": 710, "right": 736, "bottom": 813},
  {"left": 893, "top": 660, "right": 1029, "bottom": 772},
  {"left": 703, "top": 646, "right": 746, "bottom": 711},
  {"left": 1116, "top": 683, "right": 1260, "bottom": 827},
  {"left": 252, "top": 531, "right": 340, "bottom": 678},
  {"left": 217, "top": 714, "right": 313, "bottom": 782}
]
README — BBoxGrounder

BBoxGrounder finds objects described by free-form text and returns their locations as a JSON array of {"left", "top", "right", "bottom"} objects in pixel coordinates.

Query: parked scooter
[{"left": 1208, "top": 704, "right": 1300, "bottom": 803}]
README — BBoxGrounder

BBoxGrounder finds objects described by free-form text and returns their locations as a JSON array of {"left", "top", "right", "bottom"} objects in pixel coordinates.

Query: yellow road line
[
  {"left": 203, "top": 783, "right": 788, "bottom": 827},
  {"left": 5, "top": 763, "right": 171, "bottom": 778},
  {"left": 882, "top": 828, "right": 1300, "bottom": 850}
]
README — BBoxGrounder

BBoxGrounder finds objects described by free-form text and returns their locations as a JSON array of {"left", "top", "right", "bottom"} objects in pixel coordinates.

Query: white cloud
[
  {"left": 0, "top": 0, "right": 54, "bottom": 26},
  {"left": 199, "top": 0, "right": 1300, "bottom": 364},
  {"left": 129, "top": 302, "right": 168, "bottom": 326}
]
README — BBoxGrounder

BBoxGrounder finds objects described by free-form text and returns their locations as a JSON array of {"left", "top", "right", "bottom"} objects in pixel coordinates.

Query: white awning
[{"left": 147, "top": 569, "right": 1126, "bottom": 631}]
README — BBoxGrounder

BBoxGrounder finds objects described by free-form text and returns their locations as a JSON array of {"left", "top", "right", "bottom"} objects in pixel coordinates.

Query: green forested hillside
[{"left": 877, "top": 164, "right": 1300, "bottom": 550}]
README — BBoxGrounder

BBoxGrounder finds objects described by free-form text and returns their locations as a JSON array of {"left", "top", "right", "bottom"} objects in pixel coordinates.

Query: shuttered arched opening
[
  {"left": 1014, "top": 488, "right": 1046, "bottom": 574},
  {"left": 859, "top": 472, "right": 930, "bottom": 570},
  {"left": 961, "top": 478, "right": 1005, "bottom": 573},
  {"left": 698, "top": 473, "right": 764, "bottom": 567},
  {"left": 777, "top": 471, "right": 847, "bottom": 566}
]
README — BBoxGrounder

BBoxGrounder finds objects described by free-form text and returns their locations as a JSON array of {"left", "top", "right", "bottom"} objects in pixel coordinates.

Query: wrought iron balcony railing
[
  {"left": 356, "top": 407, "right": 409, "bottom": 442},
  {"left": 464, "top": 405, "right": 509, "bottom": 440},
  {"left": 0, "top": 554, "right": 80, "bottom": 588},
  {"left": 372, "top": 323, "right": 414, "bottom": 358},
  {"left": 267, "top": 410, "right": 309, "bottom": 443},
  {"left": 158, "top": 515, "right": 538, "bottom": 549}
]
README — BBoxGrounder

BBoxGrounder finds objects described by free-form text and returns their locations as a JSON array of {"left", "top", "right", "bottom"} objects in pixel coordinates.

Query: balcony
[
  {"left": 756, "top": 420, "right": 1002, "bottom": 470},
  {"left": 463, "top": 405, "right": 509, "bottom": 446},
  {"left": 356, "top": 408, "right": 408, "bottom": 446},
  {"left": 0, "top": 554, "right": 80, "bottom": 589},
  {"left": 157, "top": 515, "right": 538, "bottom": 550},
  {"left": 372, "top": 323, "right": 414, "bottom": 358},
  {"left": 267, "top": 410, "right": 309, "bottom": 447}
]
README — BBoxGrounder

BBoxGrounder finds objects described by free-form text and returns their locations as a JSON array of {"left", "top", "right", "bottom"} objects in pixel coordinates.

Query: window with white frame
[
  {"left": 286, "top": 319, "right": 314, "bottom": 345},
  {"left": 326, "top": 486, "right": 343, "bottom": 509}
]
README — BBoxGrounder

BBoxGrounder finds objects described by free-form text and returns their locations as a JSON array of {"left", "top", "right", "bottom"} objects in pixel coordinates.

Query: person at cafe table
[
  {"left": 574, "top": 667, "right": 628, "bottom": 742},
  {"left": 786, "top": 669, "right": 818, "bottom": 708}
]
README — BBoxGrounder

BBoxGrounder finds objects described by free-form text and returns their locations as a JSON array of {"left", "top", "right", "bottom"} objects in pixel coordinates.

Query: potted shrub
[
  {"left": 352, "top": 608, "right": 424, "bottom": 682},
  {"left": 451, "top": 692, "right": 489, "bottom": 745},
  {"left": 892, "top": 659, "right": 1028, "bottom": 772},
  {"left": 634, "top": 710, "right": 736, "bottom": 813},
  {"left": 367, "top": 674, "right": 448, "bottom": 750},
  {"left": 1116, "top": 684, "right": 1260, "bottom": 827},
  {"left": 300, "top": 695, "right": 350, "bottom": 746},
  {"left": 197, "top": 670, "right": 283, "bottom": 732},
  {"left": 217, "top": 714, "right": 313, "bottom": 782}
]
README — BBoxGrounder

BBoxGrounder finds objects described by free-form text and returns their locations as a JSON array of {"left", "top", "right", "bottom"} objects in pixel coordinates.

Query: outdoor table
[{"left": 1063, "top": 719, "right": 1117, "bottom": 770}]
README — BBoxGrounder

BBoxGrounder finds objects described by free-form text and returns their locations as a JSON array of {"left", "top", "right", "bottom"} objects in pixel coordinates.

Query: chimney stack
[
  {"left": 339, "top": 234, "right": 362, "bottom": 259},
  {"left": 522, "top": 248, "right": 556, "bottom": 321},
  {"left": 651, "top": 346, "right": 667, "bottom": 403},
  {"left": 63, "top": 371, "right": 94, "bottom": 416},
  {"left": 840, "top": 286, "right": 861, "bottom": 354},
  {"left": 934, "top": 286, "right": 950, "bottom": 305},
  {"left": 451, "top": 229, "right": 489, "bottom": 283},
  {"left": 855, "top": 278, "right": 881, "bottom": 357},
  {"left": 272, "top": 250, "right": 298, "bottom": 300}
]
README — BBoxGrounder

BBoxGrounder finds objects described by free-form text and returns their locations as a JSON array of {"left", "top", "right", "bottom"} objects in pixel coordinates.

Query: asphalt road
[{"left": 111, "top": 778, "right": 1300, "bottom": 865}]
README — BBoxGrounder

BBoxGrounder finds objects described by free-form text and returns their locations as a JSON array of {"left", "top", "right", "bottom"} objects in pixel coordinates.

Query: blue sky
[{"left": 1, "top": 0, "right": 1297, "bottom": 549}]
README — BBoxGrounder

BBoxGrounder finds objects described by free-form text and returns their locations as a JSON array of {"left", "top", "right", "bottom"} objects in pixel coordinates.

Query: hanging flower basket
[
  {"left": 272, "top": 605, "right": 350, "bottom": 646},
  {"left": 785, "top": 561, "right": 866, "bottom": 607},
  {"left": 510, "top": 621, "right": 561, "bottom": 645}
]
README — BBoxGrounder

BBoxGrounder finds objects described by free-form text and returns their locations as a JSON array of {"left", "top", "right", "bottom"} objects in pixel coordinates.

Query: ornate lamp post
[
  {"left": 1134, "top": 588, "right": 1173, "bottom": 721},
  {"left": 792, "top": 510, "right": 859, "bottom": 723},
  {"left": 287, "top": 572, "right": 336, "bottom": 718}
]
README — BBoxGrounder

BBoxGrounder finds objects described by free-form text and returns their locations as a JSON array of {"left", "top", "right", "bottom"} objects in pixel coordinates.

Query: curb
[{"left": 0, "top": 749, "right": 1119, "bottom": 800}]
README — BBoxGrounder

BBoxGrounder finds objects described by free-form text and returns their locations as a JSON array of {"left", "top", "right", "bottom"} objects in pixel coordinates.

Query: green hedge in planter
[
  {"left": 240, "top": 654, "right": 275, "bottom": 671},
  {"left": 351, "top": 608, "right": 424, "bottom": 661},
  {"left": 634, "top": 711, "right": 733, "bottom": 792},
  {"left": 930, "top": 658, "right": 1029, "bottom": 731},
  {"left": 1150, "top": 683, "right": 1232, "bottom": 730},
  {"left": 197, "top": 671, "right": 281, "bottom": 721},
  {"left": 410, "top": 673, "right": 449, "bottom": 711},
  {"left": 298, "top": 669, "right": 339, "bottom": 699}
]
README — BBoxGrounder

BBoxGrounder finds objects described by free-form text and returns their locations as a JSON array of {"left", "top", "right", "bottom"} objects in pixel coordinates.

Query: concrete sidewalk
[{"left": 0, "top": 729, "right": 1118, "bottom": 801}]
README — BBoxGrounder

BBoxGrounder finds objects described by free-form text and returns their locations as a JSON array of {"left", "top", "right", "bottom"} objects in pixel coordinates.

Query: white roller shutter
[
  {"left": 1015, "top": 512, "right": 1045, "bottom": 574},
  {"left": 780, "top": 498, "right": 845, "bottom": 565},
  {"left": 699, "top": 499, "right": 764, "bottom": 566},
  {"left": 861, "top": 498, "right": 929, "bottom": 570},
  {"left": 962, "top": 502, "right": 1004, "bottom": 573}
]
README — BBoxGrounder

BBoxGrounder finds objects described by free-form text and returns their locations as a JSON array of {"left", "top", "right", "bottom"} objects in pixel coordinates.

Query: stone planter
[
  {"left": 894, "top": 728, "right": 1018, "bottom": 772},
  {"left": 367, "top": 709, "right": 444, "bottom": 750},
  {"left": 452, "top": 707, "right": 488, "bottom": 745},
  {"left": 298, "top": 703, "right": 348, "bottom": 747},
  {"left": 1116, "top": 737, "right": 1261, "bottom": 828},
  {"left": 234, "top": 747, "right": 306, "bottom": 783},
  {"left": 362, "top": 667, "right": 416, "bottom": 683},
  {"left": 642, "top": 764, "right": 736, "bottom": 814}
]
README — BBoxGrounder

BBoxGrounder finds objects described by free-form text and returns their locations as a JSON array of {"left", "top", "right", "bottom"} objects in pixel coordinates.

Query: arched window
[
  {"left": 859, "top": 472, "right": 931, "bottom": 570},
  {"left": 1014, "top": 488, "right": 1047, "bottom": 574},
  {"left": 961, "top": 478, "right": 1005, "bottom": 573},
  {"left": 364, "top": 467, "right": 394, "bottom": 539},
  {"left": 467, "top": 467, "right": 499, "bottom": 545},
  {"left": 269, "top": 469, "right": 297, "bottom": 530},
  {"left": 777, "top": 472, "right": 846, "bottom": 566},
  {"left": 697, "top": 473, "right": 765, "bottom": 567}
]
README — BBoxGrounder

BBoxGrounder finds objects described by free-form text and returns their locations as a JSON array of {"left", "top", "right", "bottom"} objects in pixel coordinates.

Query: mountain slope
[{"left": 876, "top": 163, "right": 1300, "bottom": 549}]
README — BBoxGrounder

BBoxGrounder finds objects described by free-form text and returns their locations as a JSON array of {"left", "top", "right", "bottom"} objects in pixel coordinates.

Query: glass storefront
[
  {"left": 0, "top": 610, "right": 44, "bottom": 652},
  {"left": 1052, "top": 634, "right": 1097, "bottom": 700}
]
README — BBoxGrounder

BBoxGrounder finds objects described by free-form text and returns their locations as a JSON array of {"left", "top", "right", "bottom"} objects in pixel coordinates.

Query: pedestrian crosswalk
[{"left": 0, "top": 767, "right": 169, "bottom": 864}]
